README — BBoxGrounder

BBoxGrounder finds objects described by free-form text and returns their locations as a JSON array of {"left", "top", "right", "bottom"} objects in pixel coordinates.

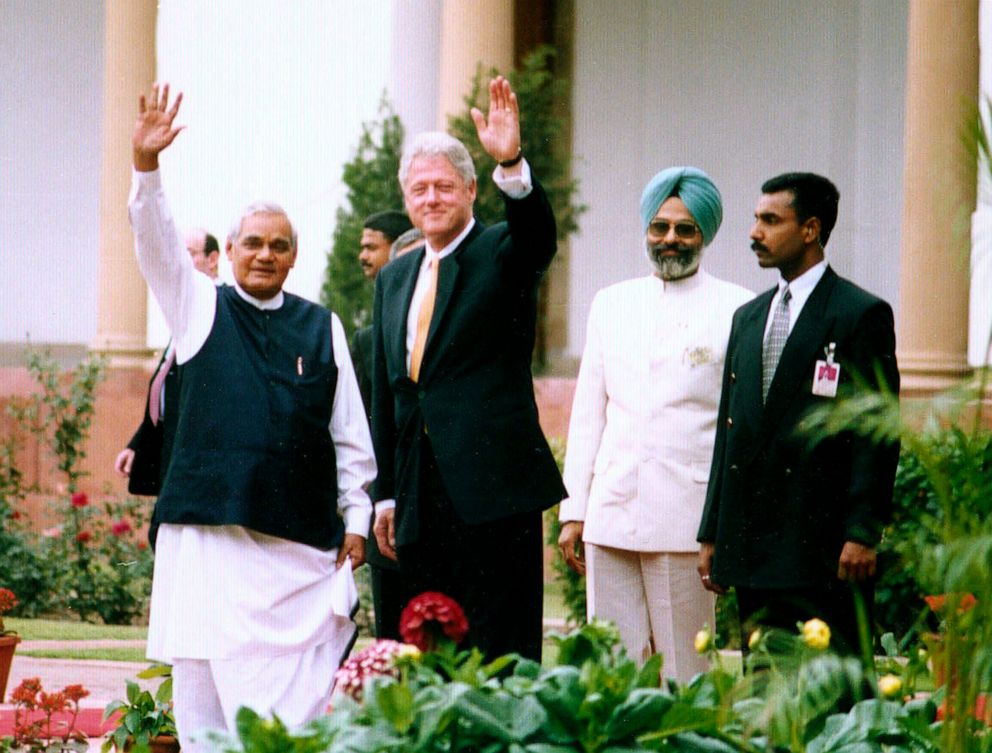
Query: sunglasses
[{"left": 647, "top": 220, "right": 700, "bottom": 239}]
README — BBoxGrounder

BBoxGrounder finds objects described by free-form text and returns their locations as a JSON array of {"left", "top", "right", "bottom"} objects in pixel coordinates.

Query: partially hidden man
[
  {"left": 371, "top": 76, "right": 566, "bottom": 662},
  {"left": 559, "top": 167, "right": 753, "bottom": 682},
  {"left": 697, "top": 172, "right": 900, "bottom": 654},
  {"left": 129, "top": 84, "right": 375, "bottom": 750}
]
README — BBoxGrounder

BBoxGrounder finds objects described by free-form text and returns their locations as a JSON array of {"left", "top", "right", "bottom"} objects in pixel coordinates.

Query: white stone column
[
  {"left": 90, "top": 0, "right": 157, "bottom": 365},
  {"left": 898, "top": 0, "right": 979, "bottom": 395},
  {"left": 436, "top": 0, "right": 514, "bottom": 128},
  {"left": 971, "top": 0, "right": 992, "bottom": 367}
]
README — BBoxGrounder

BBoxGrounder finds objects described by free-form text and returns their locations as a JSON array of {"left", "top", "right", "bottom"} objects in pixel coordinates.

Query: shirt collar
[
  {"left": 779, "top": 259, "right": 828, "bottom": 297},
  {"left": 650, "top": 266, "right": 709, "bottom": 294},
  {"left": 232, "top": 280, "right": 284, "bottom": 310},
  {"left": 425, "top": 218, "right": 476, "bottom": 261}
]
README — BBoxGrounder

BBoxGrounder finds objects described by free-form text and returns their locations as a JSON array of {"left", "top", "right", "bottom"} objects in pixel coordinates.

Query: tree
[{"left": 321, "top": 97, "right": 405, "bottom": 339}]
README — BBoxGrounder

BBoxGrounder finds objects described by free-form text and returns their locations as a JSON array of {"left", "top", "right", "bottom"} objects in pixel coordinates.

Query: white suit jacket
[{"left": 561, "top": 269, "right": 753, "bottom": 552}]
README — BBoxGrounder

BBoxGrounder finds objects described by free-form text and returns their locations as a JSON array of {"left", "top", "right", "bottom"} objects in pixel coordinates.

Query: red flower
[
  {"left": 10, "top": 677, "right": 42, "bottom": 707},
  {"left": 63, "top": 684, "right": 89, "bottom": 703},
  {"left": 75, "top": 531, "right": 92, "bottom": 544},
  {"left": 10, "top": 510, "right": 20, "bottom": 520},
  {"left": 137, "top": 541, "right": 148, "bottom": 551},
  {"left": 70, "top": 492, "right": 88, "bottom": 508},
  {"left": 399, "top": 591, "right": 470, "bottom": 651},
  {"left": 925, "top": 593, "right": 977, "bottom": 614},
  {"left": 39, "top": 691, "right": 67, "bottom": 713},
  {"left": 111, "top": 519, "right": 133, "bottom": 536},
  {"left": 0, "top": 588, "right": 17, "bottom": 614}
]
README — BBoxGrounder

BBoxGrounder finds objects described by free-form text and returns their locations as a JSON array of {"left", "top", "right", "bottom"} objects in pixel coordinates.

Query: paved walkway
[{"left": 2, "top": 641, "right": 154, "bottom": 751}]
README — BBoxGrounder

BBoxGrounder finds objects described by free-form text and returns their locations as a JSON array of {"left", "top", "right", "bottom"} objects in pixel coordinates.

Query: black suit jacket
[
  {"left": 127, "top": 347, "right": 180, "bottom": 496},
  {"left": 351, "top": 325, "right": 374, "bottom": 425},
  {"left": 698, "top": 266, "right": 900, "bottom": 589},
  {"left": 371, "top": 179, "right": 566, "bottom": 547}
]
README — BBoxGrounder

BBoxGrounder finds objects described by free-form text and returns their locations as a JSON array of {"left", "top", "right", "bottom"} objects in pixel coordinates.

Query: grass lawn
[
  {"left": 6, "top": 618, "right": 147, "bottom": 641},
  {"left": 18, "top": 647, "right": 148, "bottom": 662}
]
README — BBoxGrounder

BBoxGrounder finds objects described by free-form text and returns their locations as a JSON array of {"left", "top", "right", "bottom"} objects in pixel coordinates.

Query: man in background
[
  {"left": 351, "top": 210, "right": 413, "bottom": 640},
  {"left": 114, "top": 228, "right": 221, "bottom": 494}
]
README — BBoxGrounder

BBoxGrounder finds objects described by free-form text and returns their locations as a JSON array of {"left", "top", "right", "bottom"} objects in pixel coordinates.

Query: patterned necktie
[
  {"left": 762, "top": 285, "right": 791, "bottom": 403},
  {"left": 148, "top": 345, "right": 176, "bottom": 425},
  {"left": 409, "top": 254, "right": 440, "bottom": 382}
]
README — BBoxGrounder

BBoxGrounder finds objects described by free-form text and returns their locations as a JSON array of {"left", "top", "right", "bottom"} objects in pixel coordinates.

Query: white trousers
[
  {"left": 172, "top": 641, "right": 342, "bottom": 753},
  {"left": 586, "top": 545, "right": 714, "bottom": 683}
]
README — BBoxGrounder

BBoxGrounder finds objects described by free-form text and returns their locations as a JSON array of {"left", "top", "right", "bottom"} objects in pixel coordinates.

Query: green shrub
[
  {"left": 4, "top": 351, "right": 154, "bottom": 623},
  {"left": 875, "top": 429, "right": 992, "bottom": 641},
  {"left": 320, "top": 97, "right": 405, "bottom": 340}
]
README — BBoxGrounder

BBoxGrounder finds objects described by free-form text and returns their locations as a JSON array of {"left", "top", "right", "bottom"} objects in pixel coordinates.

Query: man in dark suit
[
  {"left": 350, "top": 210, "right": 413, "bottom": 640},
  {"left": 371, "top": 76, "right": 565, "bottom": 661},
  {"left": 697, "top": 172, "right": 900, "bottom": 654},
  {"left": 114, "top": 229, "right": 221, "bottom": 496}
]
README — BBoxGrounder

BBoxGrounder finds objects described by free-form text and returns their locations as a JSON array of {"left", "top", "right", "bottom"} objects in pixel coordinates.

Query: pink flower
[
  {"left": 332, "top": 640, "right": 418, "bottom": 701},
  {"left": 75, "top": 531, "right": 92, "bottom": 544},
  {"left": 70, "top": 492, "right": 88, "bottom": 508},
  {"left": 42, "top": 526, "right": 63, "bottom": 538},
  {"left": 399, "top": 591, "right": 470, "bottom": 652},
  {"left": 111, "top": 519, "right": 133, "bottom": 536}
]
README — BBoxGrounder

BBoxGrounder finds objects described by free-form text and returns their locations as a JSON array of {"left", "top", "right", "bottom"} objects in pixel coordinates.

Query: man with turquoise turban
[{"left": 559, "top": 166, "right": 752, "bottom": 681}]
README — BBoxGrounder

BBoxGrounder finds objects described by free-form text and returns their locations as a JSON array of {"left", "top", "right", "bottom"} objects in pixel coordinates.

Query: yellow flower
[
  {"left": 878, "top": 674, "right": 902, "bottom": 699},
  {"left": 694, "top": 628, "right": 712, "bottom": 654},
  {"left": 396, "top": 644, "right": 422, "bottom": 661},
  {"left": 802, "top": 618, "right": 831, "bottom": 650},
  {"left": 747, "top": 629, "right": 762, "bottom": 651}
]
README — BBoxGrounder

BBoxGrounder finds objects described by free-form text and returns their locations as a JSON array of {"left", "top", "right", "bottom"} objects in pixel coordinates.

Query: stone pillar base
[
  {"left": 89, "top": 333, "right": 156, "bottom": 369},
  {"left": 898, "top": 353, "right": 973, "bottom": 397}
]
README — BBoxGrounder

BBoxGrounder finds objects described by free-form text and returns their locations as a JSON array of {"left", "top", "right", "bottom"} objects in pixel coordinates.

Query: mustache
[
  {"left": 751, "top": 241, "right": 769, "bottom": 253},
  {"left": 648, "top": 242, "right": 695, "bottom": 255}
]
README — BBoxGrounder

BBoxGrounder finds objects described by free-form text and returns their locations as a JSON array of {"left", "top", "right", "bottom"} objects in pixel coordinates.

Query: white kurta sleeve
[
  {"left": 127, "top": 168, "right": 216, "bottom": 363},
  {"left": 560, "top": 292, "right": 609, "bottom": 522},
  {"left": 328, "top": 313, "right": 375, "bottom": 536}
]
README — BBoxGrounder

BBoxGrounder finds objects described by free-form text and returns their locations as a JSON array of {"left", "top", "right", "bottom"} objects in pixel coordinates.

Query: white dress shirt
[{"left": 762, "top": 259, "right": 828, "bottom": 339}]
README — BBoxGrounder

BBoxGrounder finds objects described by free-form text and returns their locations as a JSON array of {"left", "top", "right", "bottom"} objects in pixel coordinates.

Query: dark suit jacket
[
  {"left": 697, "top": 266, "right": 900, "bottom": 589},
  {"left": 351, "top": 325, "right": 374, "bottom": 425},
  {"left": 350, "top": 324, "right": 397, "bottom": 571},
  {"left": 127, "top": 347, "right": 180, "bottom": 496},
  {"left": 371, "top": 179, "right": 566, "bottom": 547}
]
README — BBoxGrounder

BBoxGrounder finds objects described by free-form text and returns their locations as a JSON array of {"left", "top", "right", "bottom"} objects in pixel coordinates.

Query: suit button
[
  {"left": 784, "top": 467, "right": 792, "bottom": 476},
  {"left": 730, "top": 464, "right": 738, "bottom": 472},
  {"left": 726, "top": 417, "right": 733, "bottom": 427},
  {"left": 418, "top": 390, "right": 426, "bottom": 400},
  {"left": 730, "top": 372, "right": 737, "bottom": 383}
]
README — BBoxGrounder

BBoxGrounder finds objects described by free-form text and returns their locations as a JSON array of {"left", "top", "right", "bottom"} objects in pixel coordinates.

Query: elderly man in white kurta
[
  {"left": 559, "top": 166, "right": 752, "bottom": 682},
  {"left": 129, "top": 85, "right": 375, "bottom": 751}
]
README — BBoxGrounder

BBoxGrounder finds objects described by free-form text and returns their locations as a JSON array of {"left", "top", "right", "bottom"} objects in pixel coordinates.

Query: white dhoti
[
  {"left": 148, "top": 524, "right": 358, "bottom": 751},
  {"left": 586, "top": 545, "right": 713, "bottom": 683}
]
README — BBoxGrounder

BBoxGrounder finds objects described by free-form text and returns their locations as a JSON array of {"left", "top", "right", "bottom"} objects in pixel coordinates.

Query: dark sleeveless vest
[{"left": 152, "top": 285, "right": 341, "bottom": 550}]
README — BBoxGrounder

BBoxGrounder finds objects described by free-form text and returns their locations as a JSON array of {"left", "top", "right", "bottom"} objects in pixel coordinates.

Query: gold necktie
[{"left": 409, "top": 254, "right": 439, "bottom": 382}]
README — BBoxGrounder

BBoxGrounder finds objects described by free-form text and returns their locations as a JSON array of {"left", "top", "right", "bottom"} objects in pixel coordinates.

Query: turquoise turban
[{"left": 639, "top": 166, "right": 723, "bottom": 245}]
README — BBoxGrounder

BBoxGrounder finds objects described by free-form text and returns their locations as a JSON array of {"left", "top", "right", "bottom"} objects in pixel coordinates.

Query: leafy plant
[
  {"left": 101, "top": 665, "right": 177, "bottom": 753},
  {"left": 4, "top": 351, "right": 154, "bottom": 623}
]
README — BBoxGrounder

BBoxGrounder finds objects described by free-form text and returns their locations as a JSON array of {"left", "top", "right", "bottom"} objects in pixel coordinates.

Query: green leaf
[
  {"left": 374, "top": 681, "right": 415, "bottom": 734},
  {"left": 454, "top": 690, "right": 547, "bottom": 742},
  {"left": 604, "top": 688, "right": 674, "bottom": 740}
]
